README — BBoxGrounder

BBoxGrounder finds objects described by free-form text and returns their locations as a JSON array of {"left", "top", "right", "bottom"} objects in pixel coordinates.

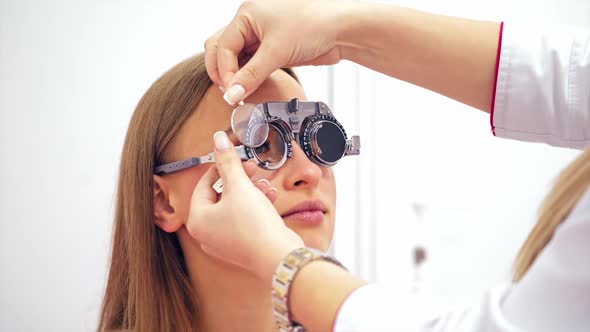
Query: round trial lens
[{"left": 231, "top": 102, "right": 268, "bottom": 147}]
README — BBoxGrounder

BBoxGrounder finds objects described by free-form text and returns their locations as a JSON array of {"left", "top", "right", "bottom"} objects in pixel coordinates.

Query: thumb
[
  {"left": 223, "top": 42, "right": 285, "bottom": 105},
  {"left": 213, "top": 131, "right": 249, "bottom": 189}
]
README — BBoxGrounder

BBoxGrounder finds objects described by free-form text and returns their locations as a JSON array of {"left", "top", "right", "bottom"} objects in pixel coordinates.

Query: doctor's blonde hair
[{"left": 513, "top": 147, "right": 590, "bottom": 281}]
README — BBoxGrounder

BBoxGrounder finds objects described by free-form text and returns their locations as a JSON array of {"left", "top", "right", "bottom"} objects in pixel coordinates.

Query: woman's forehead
[
  {"left": 246, "top": 70, "right": 306, "bottom": 103},
  {"left": 169, "top": 70, "right": 306, "bottom": 160}
]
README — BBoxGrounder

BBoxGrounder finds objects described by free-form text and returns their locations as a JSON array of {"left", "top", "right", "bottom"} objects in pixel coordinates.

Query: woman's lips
[
  {"left": 282, "top": 210, "right": 325, "bottom": 224},
  {"left": 281, "top": 200, "right": 327, "bottom": 224}
]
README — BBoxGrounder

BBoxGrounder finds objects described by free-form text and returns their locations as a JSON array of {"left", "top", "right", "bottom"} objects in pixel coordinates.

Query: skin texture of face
[{"left": 155, "top": 69, "right": 336, "bottom": 251}]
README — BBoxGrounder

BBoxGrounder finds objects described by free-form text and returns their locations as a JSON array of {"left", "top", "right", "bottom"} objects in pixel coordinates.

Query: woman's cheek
[{"left": 324, "top": 169, "right": 337, "bottom": 196}]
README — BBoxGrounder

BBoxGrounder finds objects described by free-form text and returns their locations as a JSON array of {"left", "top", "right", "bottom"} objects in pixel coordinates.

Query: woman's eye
[{"left": 255, "top": 141, "right": 270, "bottom": 153}]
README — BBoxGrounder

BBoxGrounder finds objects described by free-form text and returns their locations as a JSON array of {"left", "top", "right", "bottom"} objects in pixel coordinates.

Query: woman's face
[{"left": 160, "top": 70, "right": 336, "bottom": 250}]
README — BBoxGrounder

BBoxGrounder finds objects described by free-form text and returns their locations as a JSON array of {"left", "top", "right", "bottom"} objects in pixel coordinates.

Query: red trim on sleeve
[{"left": 490, "top": 21, "right": 504, "bottom": 136}]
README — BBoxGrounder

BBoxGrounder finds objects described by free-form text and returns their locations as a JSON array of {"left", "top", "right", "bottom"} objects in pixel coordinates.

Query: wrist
[
  {"left": 336, "top": 2, "right": 391, "bottom": 62},
  {"left": 333, "top": 1, "right": 362, "bottom": 62},
  {"left": 258, "top": 236, "right": 304, "bottom": 285},
  {"left": 271, "top": 248, "right": 351, "bottom": 331}
]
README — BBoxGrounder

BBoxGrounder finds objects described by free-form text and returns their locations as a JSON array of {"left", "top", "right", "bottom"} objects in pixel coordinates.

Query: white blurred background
[{"left": 0, "top": 0, "right": 588, "bottom": 331}]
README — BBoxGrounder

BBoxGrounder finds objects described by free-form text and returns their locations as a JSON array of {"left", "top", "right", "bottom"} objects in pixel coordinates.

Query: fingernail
[
  {"left": 223, "top": 84, "right": 245, "bottom": 105},
  {"left": 256, "top": 179, "right": 271, "bottom": 189},
  {"left": 218, "top": 85, "right": 226, "bottom": 93},
  {"left": 266, "top": 188, "right": 278, "bottom": 202},
  {"left": 214, "top": 131, "right": 231, "bottom": 151}
]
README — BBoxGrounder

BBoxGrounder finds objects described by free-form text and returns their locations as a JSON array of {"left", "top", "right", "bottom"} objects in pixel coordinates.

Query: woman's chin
[
  {"left": 284, "top": 215, "right": 334, "bottom": 252},
  {"left": 300, "top": 234, "right": 332, "bottom": 252}
]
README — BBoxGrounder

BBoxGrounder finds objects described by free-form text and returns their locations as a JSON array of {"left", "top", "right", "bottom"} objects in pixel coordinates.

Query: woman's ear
[{"left": 153, "top": 175, "right": 183, "bottom": 233}]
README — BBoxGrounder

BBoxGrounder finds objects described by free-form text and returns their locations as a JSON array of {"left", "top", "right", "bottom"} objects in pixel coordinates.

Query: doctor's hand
[
  {"left": 207, "top": 0, "right": 500, "bottom": 112},
  {"left": 187, "top": 131, "right": 304, "bottom": 284},
  {"left": 205, "top": 0, "right": 354, "bottom": 105}
]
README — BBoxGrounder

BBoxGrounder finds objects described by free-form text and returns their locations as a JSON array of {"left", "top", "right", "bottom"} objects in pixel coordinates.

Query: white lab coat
[{"left": 334, "top": 23, "right": 590, "bottom": 332}]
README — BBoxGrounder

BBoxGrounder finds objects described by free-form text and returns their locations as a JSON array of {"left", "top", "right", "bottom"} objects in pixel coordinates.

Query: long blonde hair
[
  {"left": 98, "top": 53, "right": 297, "bottom": 331},
  {"left": 98, "top": 54, "right": 211, "bottom": 332},
  {"left": 513, "top": 147, "right": 590, "bottom": 281}
]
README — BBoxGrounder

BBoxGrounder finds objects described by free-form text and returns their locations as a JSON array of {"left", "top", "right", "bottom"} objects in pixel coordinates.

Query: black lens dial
[{"left": 301, "top": 115, "right": 348, "bottom": 166}]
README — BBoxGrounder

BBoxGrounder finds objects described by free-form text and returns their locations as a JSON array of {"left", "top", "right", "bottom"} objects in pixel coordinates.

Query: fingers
[
  {"left": 204, "top": 27, "right": 226, "bottom": 87},
  {"left": 243, "top": 159, "right": 259, "bottom": 178},
  {"left": 208, "top": 3, "right": 261, "bottom": 90},
  {"left": 213, "top": 131, "right": 249, "bottom": 190},
  {"left": 246, "top": 160, "right": 278, "bottom": 203},
  {"left": 254, "top": 179, "right": 279, "bottom": 203},
  {"left": 216, "top": 12, "right": 254, "bottom": 88},
  {"left": 215, "top": 3, "right": 286, "bottom": 105},
  {"left": 207, "top": 0, "right": 344, "bottom": 105},
  {"left": 191, "top": 164, "right": 221, "bottom": 207},
  {"left": 265, "top": 188, "right": 278, "bottom": 203},
  {"left": 223, "top": 41, "right": 285, "bottom": 105}
]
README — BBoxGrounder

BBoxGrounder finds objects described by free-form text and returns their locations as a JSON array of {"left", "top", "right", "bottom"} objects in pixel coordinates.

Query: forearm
[
  {"left": 289, "top": 261, "right": 367, "bottom": 332},
  {"left": 338, "top": 3, "right": 501, "bottom": 112}
]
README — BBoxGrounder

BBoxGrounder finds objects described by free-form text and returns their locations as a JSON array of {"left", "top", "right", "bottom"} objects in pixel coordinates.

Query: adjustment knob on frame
[{"left": 288, "top": 98, "right": 299, "bottom": 113}]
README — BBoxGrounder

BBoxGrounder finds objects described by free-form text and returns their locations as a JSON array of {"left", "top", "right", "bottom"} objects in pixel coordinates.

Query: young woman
[{"left": 98, "top": 53, "right": 339, "bottom": 331}]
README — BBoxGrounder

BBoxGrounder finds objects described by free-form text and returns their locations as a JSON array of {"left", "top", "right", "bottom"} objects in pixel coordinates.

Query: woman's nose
[{"left": 281, "top": 141, "right": 322, "bottom": 190}]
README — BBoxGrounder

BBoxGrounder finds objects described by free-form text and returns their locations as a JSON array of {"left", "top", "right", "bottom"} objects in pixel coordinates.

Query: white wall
[{"left": 0, "top": 0, "right": 587, "bottom": 331}]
